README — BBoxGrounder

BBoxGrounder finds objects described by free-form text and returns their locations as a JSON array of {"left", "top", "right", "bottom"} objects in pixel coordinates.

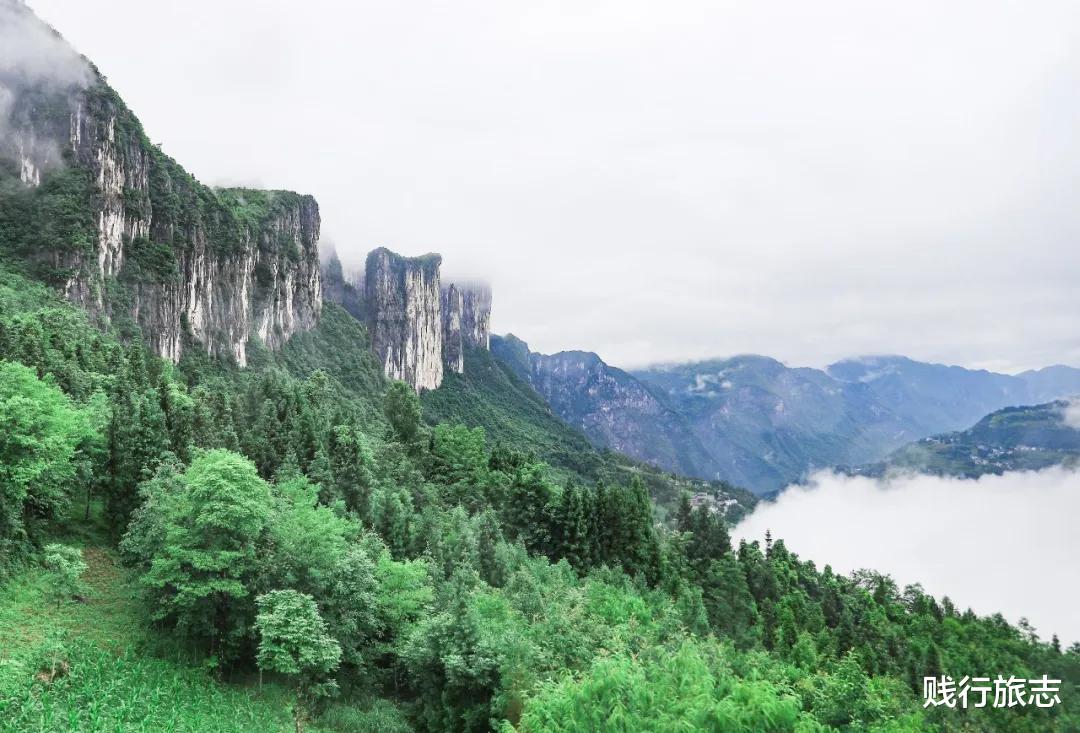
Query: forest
[{"left": 0, "top": 255, "right": 1077, "bottom": 733}]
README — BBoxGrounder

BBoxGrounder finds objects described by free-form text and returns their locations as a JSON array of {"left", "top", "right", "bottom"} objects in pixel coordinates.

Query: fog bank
[{"left": 735, "top": 467, "right": 1080, "bottom": 644}]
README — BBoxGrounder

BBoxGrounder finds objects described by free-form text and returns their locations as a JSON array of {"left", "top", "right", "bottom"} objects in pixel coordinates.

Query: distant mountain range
[
  {"left": 855, "top": 400, "right": 1080, "bottom": 478},
  {"left": 490, "top": 339, "right": 1080, "bottom": 494}
]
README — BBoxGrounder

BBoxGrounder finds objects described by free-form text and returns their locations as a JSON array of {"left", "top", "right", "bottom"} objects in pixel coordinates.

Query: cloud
[
  {"left": 0, "top": 0, "right": 90, "bottom": 89},
  {"left": 0, "top": 0, "right": 92, "bottom": 171},
  {"left": 734, "top": 467, "right": 1080, "bottom": 644},
  {"left": 1062, "top": 399, "right": 1080, "bottom": 430}
]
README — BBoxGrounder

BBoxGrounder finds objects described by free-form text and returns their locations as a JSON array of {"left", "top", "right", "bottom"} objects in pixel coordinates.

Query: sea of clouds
[{"left": 734, "top": 466, "right": 1080, "bottom": 645}]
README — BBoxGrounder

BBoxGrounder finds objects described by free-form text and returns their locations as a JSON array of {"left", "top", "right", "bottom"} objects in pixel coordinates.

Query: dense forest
[{"left": 0, "top": 252, "right": 1077, "bottom": 732}]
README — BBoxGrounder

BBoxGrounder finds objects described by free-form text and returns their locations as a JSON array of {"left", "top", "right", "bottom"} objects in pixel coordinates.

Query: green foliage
[
  {"left": 132, "top": 449, "right": 273, "bottom": 663},
  {"left": 326, "top": 424, "right": 375, "bottom": 517},
  {"left": 0, "top": 360, "right": 95, "bottom": 558},
  {"left": 385, "top": 380, "right": 423, "bottom": 445},
  {"left": 0, "top": 242, "right": 1076, "bottom": 732},
  {"left": 255, "top": 589, "right": 342, "bottom": 730},
  {"left": 42, "top": 543, "right": 89, "bottom": 607},
  {"left": 122, "top": 235, "right": 180, "bottom": 282},
  {"left": 422, "top": 348, "right": 602, "bottom": 483},
  {"left": 517, "top": 640, "right": 816, "bottom": 733},
  {"left": 0, "top": 164, "right": 97, "bottom": 283},
  {"left": 0, "top": 637, "right": 324, "bottom": 733}
]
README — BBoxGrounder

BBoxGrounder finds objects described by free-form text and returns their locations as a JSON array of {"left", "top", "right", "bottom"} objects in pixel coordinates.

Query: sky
[
  {"left": 25, "top": 0, "right": 1080, "bottom": 372},
  {"left": 734, "top": 466, "right": 1080, "bottom": 645}
]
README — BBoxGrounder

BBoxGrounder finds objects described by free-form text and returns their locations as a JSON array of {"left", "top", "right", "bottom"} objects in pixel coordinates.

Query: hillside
[
  {"left": 490, "top": 334, "right": 716, "bottom": 479},
  {"left": 492, "top": 345, "right": 1080, "bottom": 494},
  {"left": 0, "top": 503, "right": 408, "bottom": 732},
  {"left": 857, "top": 400, "right": 1080, "bottom": 478},
  {"left": 631, "top": 356, "right": 913, "bottom": 492},
  {"left": 827, "top": 356, "right": 1080, "bottom": 435},
  {"left": 423, "top": 344, "right": 757, "bottom": 521}
]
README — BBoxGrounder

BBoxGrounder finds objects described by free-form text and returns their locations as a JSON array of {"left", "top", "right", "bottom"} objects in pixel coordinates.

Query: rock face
[
  {"left": 0, "top": 1, "right": 321, "bottom": 366},
  {"left": 460, "top": 285, "right": 492, "bottom": 349},
  {"left": 441, "top": 283, "right": 491, "bottom": 374},
  {"left": 364, "top": 248, "right": 445, "bottom": 391},
  {"left": 359, "top": 248, "right": 492, "bottom": 391},
  {"left": 441, "top": 284, "right": 464, "bottom": 374}
]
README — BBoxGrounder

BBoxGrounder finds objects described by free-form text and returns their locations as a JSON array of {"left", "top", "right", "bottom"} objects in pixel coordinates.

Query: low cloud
[
  {"left": 734, "top": 467, "right": 1080, "bottom": 644},
  {"left": 1062, "top": 399, "right": 1080, "bottom": 430},
  {"left": 0, "top": 1, "right": 92, "bottom": 171},
  {"left": 0, "top": 1, "right": 90, "bottom": 89}
]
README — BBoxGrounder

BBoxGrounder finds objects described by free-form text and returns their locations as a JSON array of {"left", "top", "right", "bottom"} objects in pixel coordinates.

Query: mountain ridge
[{"left": 489, "top": 340, "right": 1080, "bottom": 494}]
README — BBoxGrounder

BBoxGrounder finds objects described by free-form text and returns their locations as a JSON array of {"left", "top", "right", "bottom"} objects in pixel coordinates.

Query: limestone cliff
[
  {"left": 359, "top": 247, "right": 492, "bottom": 391},
  {"left": 441, "top": 284, "right": 464, "bottom": 374},
  {"left": 0, "top": 1, "right": 321, "bottom": 365},
  {"left": 460, "top": 285, "right": 492, "bottom": 349},
  {"left": 364, "top": 248, "right": 444, "bottom": 391}
]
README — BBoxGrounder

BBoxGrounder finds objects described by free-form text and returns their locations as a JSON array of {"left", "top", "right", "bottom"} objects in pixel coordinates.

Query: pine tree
[
  {"left": 327, "top": 424, "right": 374, "bottom": 521},
  {"left": 383, "top": 380, "right": 421, "bottom": 445}
]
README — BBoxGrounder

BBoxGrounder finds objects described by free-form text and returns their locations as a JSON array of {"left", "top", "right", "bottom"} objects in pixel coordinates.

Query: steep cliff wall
[
  {"left": 441, "top": 284, "right": 464, "bottom": 374},
  {"left": 358, "top": 246, "right": 492, "bottom": 390},
  {"left": 364, "top": 248, "right": 444, "bottom": 391},
  {"left": 460, "top": 285, "right": 491, "bottom": 349},
  {"left": 0, "top": 1, "right": 321, "bottom": 365}
]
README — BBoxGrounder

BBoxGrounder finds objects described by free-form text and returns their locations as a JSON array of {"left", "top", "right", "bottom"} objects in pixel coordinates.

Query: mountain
[
  {"left": 0, "top": 1, "right": 732, "bottom": 524},
  {"left": 490, "top": 334, "right": 717, "bottom": 480},
  {"left": 0, "top": 2, "right": 322, "bottom": 366},
  {"left": 857, "top": 400, "right": 1080, "bottom": 478},
  {"left": 1018, "top": 364, "right": 1080, "bottom": 403},
  {"left": 484, "top": 349, "right": 1080, "bottom": 495},
  {"left": 423, "top": 343, "right": 757, "bottom": 520},
  {"left": 633, "top": 356, "right": 918, "bottom": 493},
  {"left": 827, "top": 355, "right": 1080, "bottom": 434},
  {"left": 322, "top": 247, "right": 492, "bottom": 392}
]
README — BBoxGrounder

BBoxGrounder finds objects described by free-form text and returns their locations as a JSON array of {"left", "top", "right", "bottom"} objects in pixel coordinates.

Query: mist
[
  {"left": 1063, "top": 399, "right": 1080, "bottom": 430},
  {"left": 0, "top": 0, "right": 91, "bottom": 171},
  {"left": 0, "top": 0, "right": 90, "bottom": 88},
  {"left": 734, "top": 467, "right": 1080, "bottom": 644}
]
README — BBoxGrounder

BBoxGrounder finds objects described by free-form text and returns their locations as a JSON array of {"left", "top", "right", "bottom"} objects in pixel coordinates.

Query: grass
[{"left": 0, "top": 507, "right": 334, "bottom": 733}]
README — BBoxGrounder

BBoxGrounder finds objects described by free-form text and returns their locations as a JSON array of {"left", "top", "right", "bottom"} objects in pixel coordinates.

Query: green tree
[
  {"left": 136, "top": 449, "right": 273, "bottom": 664},
  {"left": 384, "top": 380, "right": 421, "bottom": 445},
  {"left": 254, "top": 589, "right": 342, "bottom": 733},
  {"left": 326, "top": 424, "right": 375, "bottom": 519},
  {"left": 503, "top": 464, "right": 555, "bottom": 554},
  {"left": 0, "top": 361, "right": 92, "bottom": 556},
  {"left": 43, "top": 543, "right": 88, "bottom": 607},
  {"left": 550, "top": 482, "right": 594, "bottom": 570}
]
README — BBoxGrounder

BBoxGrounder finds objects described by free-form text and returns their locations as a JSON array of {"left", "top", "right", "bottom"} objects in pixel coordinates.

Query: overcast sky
[{"left": 27, "top": 0, "right": 1080, "bottom": 372}]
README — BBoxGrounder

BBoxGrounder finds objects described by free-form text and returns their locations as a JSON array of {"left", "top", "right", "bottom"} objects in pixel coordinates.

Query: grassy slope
[{"left": 0, "top": 507, "right": 323, "bottom": 733}]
